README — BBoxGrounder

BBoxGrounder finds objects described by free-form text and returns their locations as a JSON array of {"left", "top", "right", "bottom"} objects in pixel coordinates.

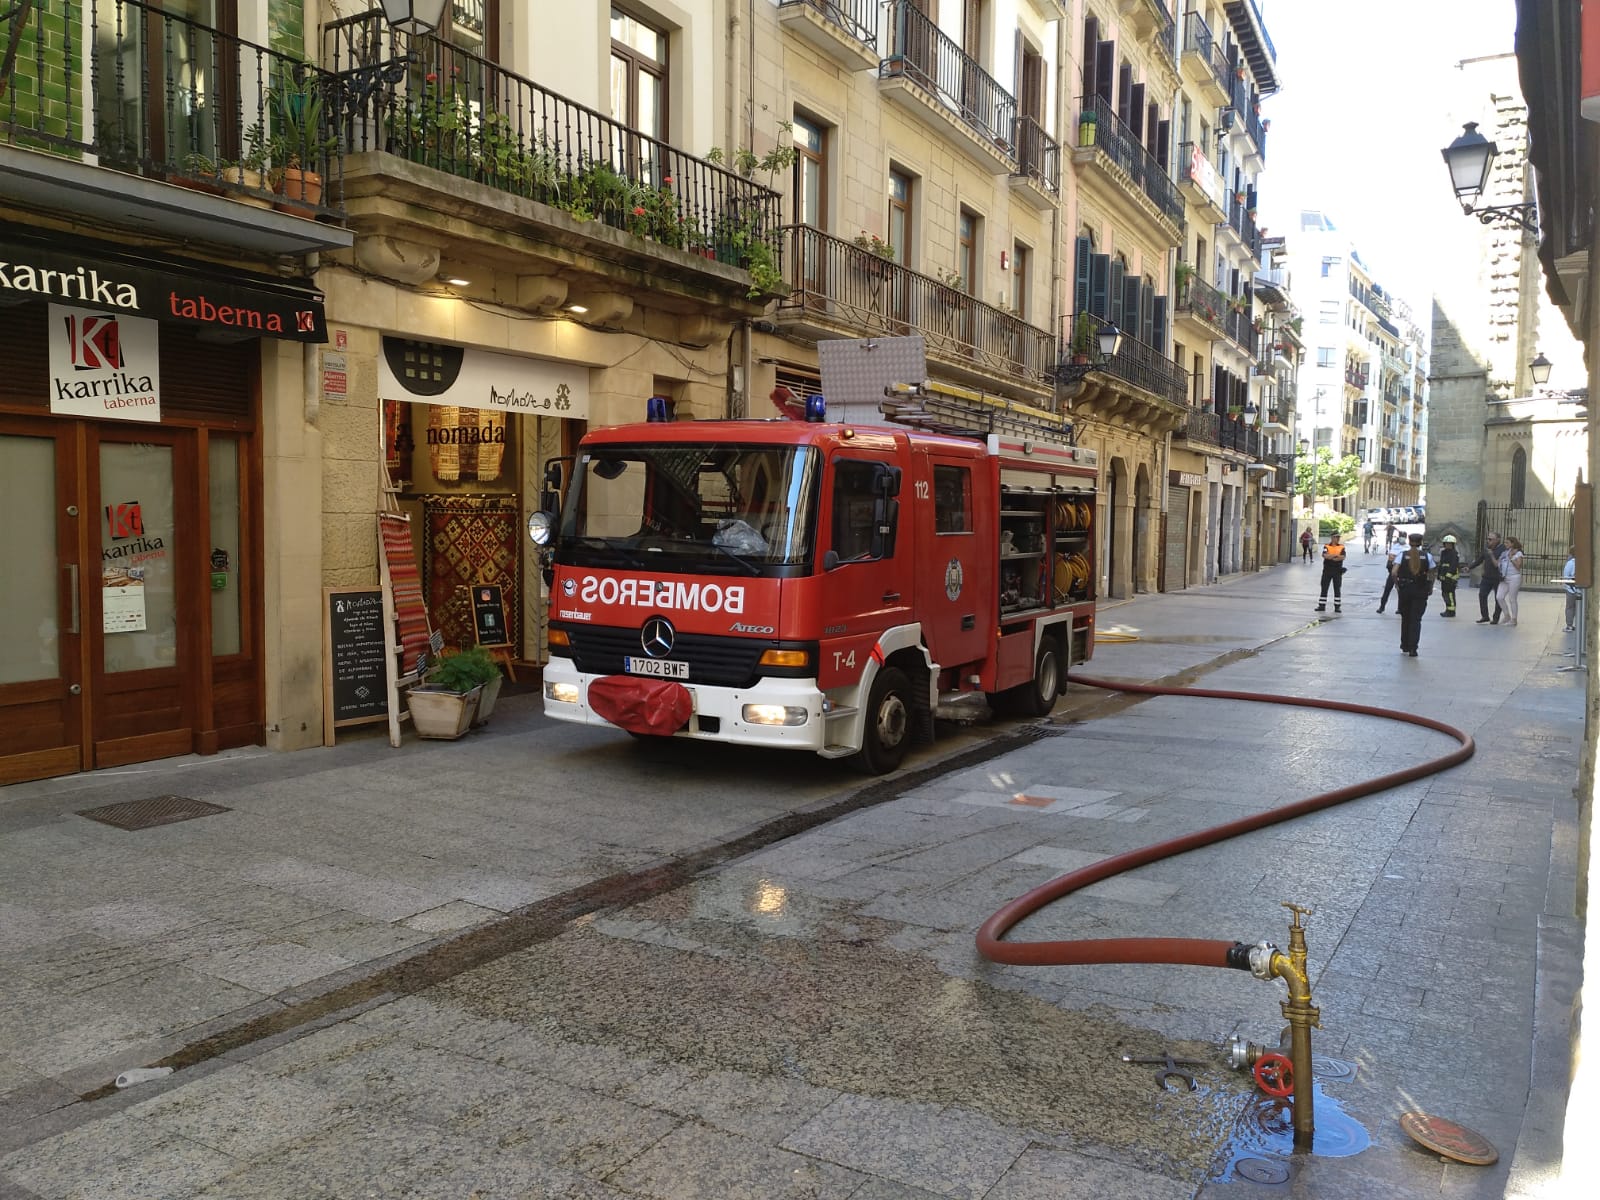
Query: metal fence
[
  {"left": 323, "top": 12, "right": 780, "bottom": 261},
  {"left": 1, "top": 0, "right": 343, "bottom": 217},
  {"left": 781, "top": 226, "right": 1055, "bottom": 389},
  {"left": 1013, "top": 114, "right": 1059, "bottom": 194},
  {"left": 1476, "top": 502, "right": 1576, "bottom": 593},
  {"left": 1077, "top": 93, "right": 1183, "bottom": 226},
  {"left": 777, "top": 0, "right": 880, "bottom": 45},
  {"left": 882, "top": 1, "right": 1015, "bottom": 153}
]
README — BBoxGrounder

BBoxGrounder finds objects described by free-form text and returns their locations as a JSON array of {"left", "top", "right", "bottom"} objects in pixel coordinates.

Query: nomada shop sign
[
  {"left": 379, "top": 336, "right": 590, "bottom": 418},
  {"left": 0, "top": 235, "right": 326, "bottom": 342}
]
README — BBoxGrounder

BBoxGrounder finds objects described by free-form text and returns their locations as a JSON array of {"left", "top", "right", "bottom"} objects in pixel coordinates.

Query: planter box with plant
[
  {"left": 407, "top": 645, "right": 502, "bottom": 739},
  {"left": 269, "top": 68, "right": 335, "bottom": 213}
]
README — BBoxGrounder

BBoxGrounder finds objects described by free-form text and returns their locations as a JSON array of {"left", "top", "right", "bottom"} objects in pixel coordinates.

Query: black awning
[{"left": 0, "top": 224, "right": 327, "bottom": 343}]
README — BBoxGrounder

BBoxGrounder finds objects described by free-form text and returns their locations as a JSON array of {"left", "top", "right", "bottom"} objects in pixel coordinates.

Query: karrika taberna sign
[{"left": 0, "top": 234, "right": 327, "bottom": 342}]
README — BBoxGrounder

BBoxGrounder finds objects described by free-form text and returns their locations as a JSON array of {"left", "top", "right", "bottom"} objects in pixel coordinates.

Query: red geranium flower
[
  {"left": 425, "top": 72, "right": 438, "bottom": 84},
  {"left": 633, "top": 206, "right": 647, "bottom": 216}
]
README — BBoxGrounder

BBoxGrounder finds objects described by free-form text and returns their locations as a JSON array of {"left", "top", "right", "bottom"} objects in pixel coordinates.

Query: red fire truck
[{"left": 529, "top": 383, "right": 1098, "bottom": 773}]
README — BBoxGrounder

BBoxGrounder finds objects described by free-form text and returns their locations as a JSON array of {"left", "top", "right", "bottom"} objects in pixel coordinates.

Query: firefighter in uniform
[
  {"left": 1436, "top": 534, "right": 1461, "bottom": 617},
  {"left": 1316, "top": 532, "right": 1347, "bottom": 613}
]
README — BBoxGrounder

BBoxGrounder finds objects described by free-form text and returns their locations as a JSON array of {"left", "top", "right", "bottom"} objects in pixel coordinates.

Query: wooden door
[{"left": 0, "top": 418, "right": 86, "bottom": 784}]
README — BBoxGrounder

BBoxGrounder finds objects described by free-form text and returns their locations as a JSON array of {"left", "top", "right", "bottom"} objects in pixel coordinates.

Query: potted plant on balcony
[
  {"left": 1174, "top": 260, "right": 1195, "bottom": 300},
  {"left": 1078, "top": 107, "right": 1098, "bottom": 147},
  {"left": 220, "top": 121, "right": 272, "bottom": 208},
  {"left": 268, "top": 69, "right": 335, "bottom": 213},
  {"left": 1069, "top": 311, "right": 1097, "bottom": 363}
]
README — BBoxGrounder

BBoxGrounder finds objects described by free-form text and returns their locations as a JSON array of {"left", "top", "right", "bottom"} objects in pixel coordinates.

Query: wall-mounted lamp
[
  {"left": 1056, "top": 317, "right": 1124, "bottom": 386},
  {"left": 440, "top": 275, "right": 470, "bottom": 287},
  {"left": 566, "top": 303, "right": 589, "bottom": 315},
  {"left": 1440, "top": 122, "right": 1539, "bottom": 235},
  {"left": 328, "top": 0, "right": 449, "bottom": 117},
  {"left": 1530, "top": 352, "right": 1552, "bottom": 386}
]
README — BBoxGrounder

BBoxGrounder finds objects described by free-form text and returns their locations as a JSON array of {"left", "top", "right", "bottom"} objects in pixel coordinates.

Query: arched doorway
[
  {"left": 1105, "top": 457, "right": 1130, "bottom": 599},
  {"left": 1133, "top": 463, "right": 1152, "bottom": 592}
]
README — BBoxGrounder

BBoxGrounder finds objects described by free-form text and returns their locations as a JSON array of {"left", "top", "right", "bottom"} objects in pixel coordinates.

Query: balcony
[
  {"left": 1180, "top": 12, "right": 1232, "bottom": 106},
  {"left": 1064, "top": 311, "right": 1187, "bottom": 424},
  {"left": 1175, "top": 275, "right": 1227, "bottom": 340},
  {"left": 1223, "top": 307, "right": 1258, "bottom": 355},
  {"left": 777, "top": 0, "right": 882, "bottom": 72},
  {"left": 880, "top": 1, "right": 1017, "bottom": 173},
  {"left": 1009, "top": 115, "right": 1060, "bottom": 210},
  {"left": 1223, "top": 0, "right": 1279, "bottom": 94},
  {"left": 1344, "top": 364, "right": 1370, "bottom": 389},
  {"left": 1380, "top": 456, "right": 1397, "bottom": 474},
  {"left": 1219, "top": 195, "right": 1262, "bottom": 262},
  {"left": 1175, "top": 142, "right": 1228, "bottom": 224},
  {"left": 776, "top": 226, "right": 1056, "bottom": 397},
  {"left": 1123, "top": 0, "right": 1175, "bottom": 41},
  {"left": 1073, "top": 94, "right": 1183, "bottom": 243},
  {"left": 324, "top": 14, "right": 778, "bottom": 316},
  {"left": 0, "top": 0, "right": 351, "bottom": 257}
]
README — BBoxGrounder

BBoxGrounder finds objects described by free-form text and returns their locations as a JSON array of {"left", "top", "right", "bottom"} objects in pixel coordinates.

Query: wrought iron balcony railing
[
  {"left": 1217, "top": 415, "right": 1261, "bottom": 456},
  {"left": 1176, "top": 276, "right": 1227, "bottom": 328},
  {"left": 777, "top": 0, "right": 880, "bottom": 47},
  {"left": 1181, "top": 11, "right": 1232, "bottom": 90},
  {"left": 1345, "top": 364, "right": 1370, "bottom": 387},
  {"left": 323, "top": 13, "right": 780, "bottom": 266},
  {"left": 1182, "top": 407, "right": 1222, "bottom": 446},
  {"left": 779, "top": 226, "right": 1055, "bottom": 388},
  {"left": 881, "top": 0, "right": 1016, "bottom": 153},
  {"left": 1, "top": 0, "right": 344, "bottom": 217},
  {"left": 1077, "top": 94, "right": 1183, "bottom": 227},
  {"left": 1065, "top": 310, "right": 1186, "bottom": 406},
  {"left": 1013, "top": 114, "right": 1060, "bottom": 194}
]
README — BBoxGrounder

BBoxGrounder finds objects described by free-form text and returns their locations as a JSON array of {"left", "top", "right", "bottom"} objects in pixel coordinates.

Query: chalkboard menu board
[
  {"left": 324, "top": 589, "right": 389, "bottom": 735},
  {"left": 472, "top": 583, "right": 510, "bottom": 647}
]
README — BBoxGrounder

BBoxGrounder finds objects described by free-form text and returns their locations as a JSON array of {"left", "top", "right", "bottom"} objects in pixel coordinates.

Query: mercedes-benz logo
[{"left": 640, "top": 616, "right": 675, "bottom": 658}]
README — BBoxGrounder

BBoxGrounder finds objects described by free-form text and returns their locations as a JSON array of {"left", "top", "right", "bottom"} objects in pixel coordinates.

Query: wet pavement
[{"left": 0, "top": 557, "right": 1584, "bottom": 1198}]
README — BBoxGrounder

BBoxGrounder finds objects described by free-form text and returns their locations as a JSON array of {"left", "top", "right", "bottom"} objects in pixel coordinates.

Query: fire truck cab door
[
  {"left": 818, "top": 452, "right": 912, "bottom": 685},
  {"left": 913, "top": 447, "right": 991, "bottom": 670}
]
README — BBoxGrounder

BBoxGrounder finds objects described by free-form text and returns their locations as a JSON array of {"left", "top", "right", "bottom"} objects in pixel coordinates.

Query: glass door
[
  {"left": 0, "top": 420, "right": 85, "bottom": 784},
  {"left": 90, "top": 426, "right": 197, "bottom": 767}
]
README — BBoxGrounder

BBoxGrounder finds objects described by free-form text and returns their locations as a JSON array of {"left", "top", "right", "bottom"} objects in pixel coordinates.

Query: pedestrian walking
[
  {"left": 1386, "top": 522, "right": 1399, "bottom": 548},
  {"left": 1436, "top": 535, "right": 1461, "bottom": 617},
  {"left": 1392, "top": 533, "right": 1437, "bottom": 656},
  {"left": 1300, "top": 527, "right": 1314, "bottom": 563},
  {"left": 1496, "top": 537, "right": 1525, "bottom": 626},
  {"left": 1377, "top": 540, "right": 1402, "bottom": 614},
  {"left": 1316, "top": 531, "right": 1347, "bottom": 612},
  {"left": 1464, "top": 532, "right": 1504, "bottom": 623},
  {"left": 1562, "top": 545, "right": 1582, "bottom": 631},
  {"left": 1363, "top": 518, "right": 1377, "bottom": 553}
]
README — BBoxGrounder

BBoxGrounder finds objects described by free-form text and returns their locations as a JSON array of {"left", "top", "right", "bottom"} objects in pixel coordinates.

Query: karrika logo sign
[
  {"left": 106, "top": 501, "right": 144, "bottom": 540},
  {"left": 48, "top": 304, "right": 160, "bottom": 422},
  {"left": 67, "top": 312, "right": 124, "bottom": 370}
]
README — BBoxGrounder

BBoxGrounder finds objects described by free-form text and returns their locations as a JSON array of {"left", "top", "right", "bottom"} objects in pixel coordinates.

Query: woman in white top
[{"left": 1495, "top": 537, "right": 1525, "bottom": 626}]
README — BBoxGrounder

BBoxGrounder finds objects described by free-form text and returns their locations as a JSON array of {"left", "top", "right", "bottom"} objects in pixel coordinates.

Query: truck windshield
[{"left": 558, "top": 444, "right": 821, "bottom": 573}]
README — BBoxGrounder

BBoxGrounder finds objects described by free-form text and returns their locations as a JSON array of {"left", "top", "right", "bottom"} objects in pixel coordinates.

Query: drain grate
[
  {"left": 1235, "top": 1157, "right": 1290, "bottom": 1185},
  {"left": 77, "top": 794, "right": 231, "bottom": 831},
  {"left": 1312, "top": 1055, "right": 1358, "bottom": 1082}
]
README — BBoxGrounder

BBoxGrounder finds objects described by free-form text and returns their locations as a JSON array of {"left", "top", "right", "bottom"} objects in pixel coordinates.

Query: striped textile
[{"left": 379, "top": 512, "right": 431, "bottom": 676}]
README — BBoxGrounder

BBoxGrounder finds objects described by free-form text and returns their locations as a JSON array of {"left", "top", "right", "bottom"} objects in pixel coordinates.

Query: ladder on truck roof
[{"left": 878, "top": 381, "right": 1077, "bottom": 448}]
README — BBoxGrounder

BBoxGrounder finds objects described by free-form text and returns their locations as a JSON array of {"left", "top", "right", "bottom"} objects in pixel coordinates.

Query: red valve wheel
[{"left": 1254, "top": 1052, "right": 1295, "bottom": 1098}]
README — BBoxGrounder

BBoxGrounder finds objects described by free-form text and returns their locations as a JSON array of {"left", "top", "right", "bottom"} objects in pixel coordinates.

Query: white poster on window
[
  {"left": 47, "top": 304, "right": 161, "bottom": 421},
  {"left": 101, "top": 566, "right": 147, "bottom": 633},
  {"left": 379, "top": 337, "right": 589, "bottom": 419}
]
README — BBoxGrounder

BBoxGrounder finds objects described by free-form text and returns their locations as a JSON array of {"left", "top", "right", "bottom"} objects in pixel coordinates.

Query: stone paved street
[{"left": 0, "top": 557, "right": 1584, "bottom": 1198}]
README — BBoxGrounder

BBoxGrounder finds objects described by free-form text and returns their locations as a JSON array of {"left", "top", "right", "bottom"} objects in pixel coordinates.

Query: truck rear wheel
[
  {"left": 1013, "top": 641, "right": 1062, "bottom": 718},
  {"left": 855, "top": 667, "right": 911, "bottom": 775}
]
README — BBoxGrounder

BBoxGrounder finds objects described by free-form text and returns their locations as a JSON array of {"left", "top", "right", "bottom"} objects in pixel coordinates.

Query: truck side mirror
[
  {"left": 823, "top": 549, "right": 841, "bottom": 571},
  {"left": 878, "top": 466, "right": 902, "bottom": 497},
  {"left": 539, "top": 459, "right": 565, "bottom": 515}
]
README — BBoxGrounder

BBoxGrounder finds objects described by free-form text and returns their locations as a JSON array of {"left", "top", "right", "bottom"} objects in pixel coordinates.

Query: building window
[
  {"left": 792, "top": 115, "right": 826, "bottom": 229},
  {"left": 957, "top": 207, "right": 978, "bottom": 294},
  {"left": 1510, "top": 445, "right": 1527, "bottom": 508},
  {"left": 1317, "top": 347, "right": 1336, "bottom": 368},
  {"left": 888, "top": 167, "right": 912, "bottom": 265},
  {"left": 1319, "top": 300, "right": 1340, "bottom": 324},
  {"left": 610, "top": 7, "right": 668, "bottom": 142},
  {"left": 1011, "top": 241, "right": 1030, "bottom": 319},
  {"left": 1321, "top": 255, "right": 1340, "bottom": 277}
]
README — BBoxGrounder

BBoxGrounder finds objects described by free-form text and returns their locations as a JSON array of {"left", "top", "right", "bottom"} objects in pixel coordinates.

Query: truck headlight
[
  {"left": 742, "top": 703, "right": 808, "bottom": 726},
  {"left": 545, "top": 681, "right": 580, "bottom": 704}
]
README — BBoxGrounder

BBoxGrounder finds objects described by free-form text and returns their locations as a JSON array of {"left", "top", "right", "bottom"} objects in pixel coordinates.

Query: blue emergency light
[
  {"left": 646, "top": 395, "right": 672, "bottom": 422},
  {"left": 805, "top": 393, "right": 827, "bottom": 422}
]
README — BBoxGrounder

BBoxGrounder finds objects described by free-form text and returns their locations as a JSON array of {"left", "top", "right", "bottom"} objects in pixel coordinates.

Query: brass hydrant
[{"left": 1246, "top": 902, "right": 1321, "bottom": 1144}]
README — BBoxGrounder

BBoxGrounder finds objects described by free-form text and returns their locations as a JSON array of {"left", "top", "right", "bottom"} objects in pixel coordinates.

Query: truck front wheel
[{"left": 855, "top": 667, "right": 911, "bottom": 775}]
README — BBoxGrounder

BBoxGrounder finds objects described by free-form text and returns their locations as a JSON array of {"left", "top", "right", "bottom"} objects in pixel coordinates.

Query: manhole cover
[
  {"left": 1399, "top": 1112, "right": 1498, "bottom": 1165},
  {"left": 77, "top": 795, "right": 231, "bottom": 831},
  {"left": 1312, "top": 1055, "right": 1357, "bottom": 1082},
  {"left": 1235, "top": 1157, "right": 1289, "bottom": 1184}
]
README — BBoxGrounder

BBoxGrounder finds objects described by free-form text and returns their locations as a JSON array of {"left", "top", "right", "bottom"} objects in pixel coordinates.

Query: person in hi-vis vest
[{"left": 1316, "top": 532, "right": 1347, "bottom": 613}]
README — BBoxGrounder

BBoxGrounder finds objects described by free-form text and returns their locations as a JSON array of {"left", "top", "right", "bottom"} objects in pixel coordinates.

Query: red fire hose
[{"left": 976, "top": 672, "right": 1476, "bottom": 969}]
